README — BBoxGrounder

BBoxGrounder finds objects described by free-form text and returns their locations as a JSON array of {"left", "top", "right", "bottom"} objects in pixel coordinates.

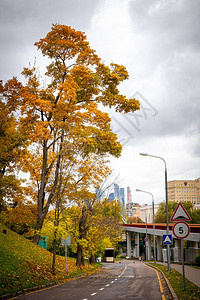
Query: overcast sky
[{"left": 1, "top": 0, "right": 200, "bottom": 205}]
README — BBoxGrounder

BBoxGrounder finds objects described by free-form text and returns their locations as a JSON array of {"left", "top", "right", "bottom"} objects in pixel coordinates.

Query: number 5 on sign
[{"left": 172, "top": 221, "right": 190, "bottom": 239}]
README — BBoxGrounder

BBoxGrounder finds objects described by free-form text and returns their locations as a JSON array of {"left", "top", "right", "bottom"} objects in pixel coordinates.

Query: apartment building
[
  {"left": 126, "top": 202, "right": 140, "bottom": 218},
  {"left": 168, "top": 178, "right": 200, "bottom": 204}
]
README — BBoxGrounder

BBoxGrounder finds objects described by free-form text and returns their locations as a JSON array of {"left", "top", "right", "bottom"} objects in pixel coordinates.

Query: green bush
[{"left": 194, "top": 253, "right": 200, "bottom": 266}]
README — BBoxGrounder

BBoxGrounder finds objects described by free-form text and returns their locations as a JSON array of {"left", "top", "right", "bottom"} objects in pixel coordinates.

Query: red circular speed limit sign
[{"left": 172, "top": 221, "right": 190, "bottom": 239}]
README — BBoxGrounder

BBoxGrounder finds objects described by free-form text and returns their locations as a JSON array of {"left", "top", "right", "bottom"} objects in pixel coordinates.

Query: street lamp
[
  {"left": 140, "top": 153, "right": 170, "bottom": 273},
  {"left": 136, "top": 189, "right": 156, "bottom": 264}
]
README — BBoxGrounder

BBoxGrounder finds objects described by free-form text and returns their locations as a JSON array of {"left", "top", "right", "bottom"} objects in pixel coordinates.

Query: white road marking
[
  {"left": 118, "top": 263, "right": 127, "bottom": 277},
  {"left": 84, "top": 263, "right": 123, "bottom": 299}
]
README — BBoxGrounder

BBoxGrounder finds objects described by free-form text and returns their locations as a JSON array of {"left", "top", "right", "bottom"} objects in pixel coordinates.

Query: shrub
[{"left": 194, "top": 253, "right": 200, "bottom": 266}]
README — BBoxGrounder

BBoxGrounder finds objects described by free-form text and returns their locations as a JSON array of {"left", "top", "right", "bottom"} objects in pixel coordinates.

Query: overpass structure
[{"left": 122, "top": 223, "right": 200, "bottom": 264}]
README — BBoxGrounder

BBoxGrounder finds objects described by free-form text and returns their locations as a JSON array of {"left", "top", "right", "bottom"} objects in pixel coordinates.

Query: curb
[
  {"left": 0, "top": 266, "right": 103, "bottom": 300},
  {"left": 144, "top": 262, "right": 179, "bottom": 300},
  {"left": 0, "top": 281, "right": 59, "bottom": 300}
]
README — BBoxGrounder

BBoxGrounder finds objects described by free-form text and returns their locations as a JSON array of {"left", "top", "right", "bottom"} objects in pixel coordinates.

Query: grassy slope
[
  {"left": 0, "top": 224, "right": 100, "bottom": 296},
  {"left": 149, "top": 263, "right": 200, "bottom": 300}
]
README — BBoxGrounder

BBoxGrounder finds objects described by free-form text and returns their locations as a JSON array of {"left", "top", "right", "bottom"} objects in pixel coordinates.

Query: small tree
[
  {"left": 64, "top": 197, "right": 123, "bottom": 267},
  {"left": 129, "top": 216, "right": 144, "bottom": 223}
]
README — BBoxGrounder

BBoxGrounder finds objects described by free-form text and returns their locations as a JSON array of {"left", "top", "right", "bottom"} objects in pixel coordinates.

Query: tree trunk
[
  {"left": 76, "top": 244, "right": 84, "bottom": 268},
  {"left": 52, "top": 184, "right": 61, "bottom": 274},
  {"left": 76, "top": 206, "right": 87, "bottom": 268},
  {"left": 90, "top": 254, "right": 95, "bottom": 265},
  {"left": 52, "top": 230, "right": 57, "bottom": 274},
  {"left": 32, "top": 214, "right": 45, "bottom": 244},
  {"left": 33, "top": 132, "right": 64, "bottom": 245}
]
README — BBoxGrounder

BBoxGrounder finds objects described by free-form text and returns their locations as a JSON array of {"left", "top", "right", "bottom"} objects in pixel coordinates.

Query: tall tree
[{"left": 5, "top": 24, "right": 140, "bottom": 244}]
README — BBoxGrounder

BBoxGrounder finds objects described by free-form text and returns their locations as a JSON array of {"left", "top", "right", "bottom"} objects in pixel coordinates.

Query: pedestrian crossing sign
[{"left": 163, "top": 234, "right": 172, "bottom": 245}]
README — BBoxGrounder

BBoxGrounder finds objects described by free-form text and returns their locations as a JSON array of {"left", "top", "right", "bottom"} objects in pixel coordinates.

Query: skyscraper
[
  {"left": 108, "top": 192, "right": 115, "bottom": 201},
  {"left": 114, "top": 184, "right": 120, "bottom": 199},
  {"left": 119, "top": 188, "right": 125, "bottom": 206},
  {"left": 108, "top": 184, "right": 126, "bottom": 206},
  {"left": 127, "top": 186, "right": 132, "bottom": 204}
]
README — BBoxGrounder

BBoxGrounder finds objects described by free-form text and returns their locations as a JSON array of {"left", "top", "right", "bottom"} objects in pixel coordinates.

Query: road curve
[{"left": 11, "top": 260, "right": 172, "bottom": 300}]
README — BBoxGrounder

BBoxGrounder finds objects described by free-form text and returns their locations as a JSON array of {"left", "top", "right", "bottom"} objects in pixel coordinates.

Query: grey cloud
[
  {"left": 113, "top": 0, "right": 200, "bottom": 152},
  {"left": 130, "top": 0, "right": 200, "bottom": 51},
  {"left": 0, "top": 0, "right": 100, "bottom": 81}
]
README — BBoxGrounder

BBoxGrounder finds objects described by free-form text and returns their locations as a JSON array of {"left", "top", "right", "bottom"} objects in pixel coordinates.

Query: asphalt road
[{"left": 11, "top": 260, "right": 172, "bottom": 300}]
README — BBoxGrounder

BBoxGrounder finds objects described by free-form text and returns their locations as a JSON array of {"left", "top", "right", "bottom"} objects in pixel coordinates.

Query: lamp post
[
  {"left": 145, "top": 214, "right": 148, "bottom": 261},
  {"left": 136, "top": 189, "right": 156, "bottom": 264},
  {"left": 140, "top": 153, "right": 170, "bottom": 273}
]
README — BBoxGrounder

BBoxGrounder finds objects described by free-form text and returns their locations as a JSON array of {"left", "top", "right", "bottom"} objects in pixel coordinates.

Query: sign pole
[
  {"left": 145, "top": 215, "right": 148, "bottom": 261},
  {"left": 181, "top": 240, "right": 185, "bottom": 290},
  {"left": 61, "top": 236, "right": 71, "bottom": 273},
  {"left": 171, "top": 202, "right": 191, "bottom": 291},
  {"left": 65, "top": 245, "right": 67, "bottom": 273}
]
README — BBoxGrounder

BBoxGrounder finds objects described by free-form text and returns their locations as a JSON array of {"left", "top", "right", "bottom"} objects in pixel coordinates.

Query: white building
[{"left": 139, "top": 204, "right": 160, "bottom": 223}]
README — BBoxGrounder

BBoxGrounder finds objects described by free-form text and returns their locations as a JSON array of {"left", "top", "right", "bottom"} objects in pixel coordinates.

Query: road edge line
[
  {"left": 144, "top": 262, "right": 178, "bottom": 300},
  {"left": 1, "top": 266, "right": 103, "bottom": 300}
]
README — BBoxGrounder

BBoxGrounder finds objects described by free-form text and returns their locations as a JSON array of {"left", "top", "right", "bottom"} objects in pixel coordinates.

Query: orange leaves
[
  {"left": 35, "top": 24, "right": 99, "bottom": 66},
  {"left": 32, "top": 121, "right": 51, "bottom": 142},
  {"left": 115, "top": 95, "right": 140, "bottom": 113},
  {"left": 1, "top": 78, "right": 23, "bottom": 112},
  {"left": 70, "top": 65, "right": 99, "bottom": 102},
  {"left": 0, "top": 203, "right": 37, "bottom": 235},
  {"left": 96, "top": 62, "right": 140, "bottom": 113},
  {"left": 110, "top": 63, "right": 129, "bottom": 81},
  {"left": 54, "top": 75, "right": 78, "bottom": 121},
  {"left": 18, "top": 24, "right": 140, "bottom": 154}
]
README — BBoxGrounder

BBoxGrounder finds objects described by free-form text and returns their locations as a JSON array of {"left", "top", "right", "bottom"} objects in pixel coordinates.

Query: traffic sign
[
  {"left": 144, "top": 237, "right": 148, "bottom": 242},
  {"left": 163, "top": 234, "right": 172, "bottom": 245},
  {"left": 61, "top": 236, "right": 71, "bottom": 246},
  {"left": 172, "top": 221, "right": 190, "bottom": 239},
  {"left": 171, "top": 203, "right": 191, "bottom": 222}
]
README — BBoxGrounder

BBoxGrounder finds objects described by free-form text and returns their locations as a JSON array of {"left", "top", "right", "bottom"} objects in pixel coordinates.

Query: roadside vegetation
[
  {"left": 149, "top": 263, "right": 200, "bottom": 300},
  {"left": 0, "top": 224, "right": 101, "bottom": 297},
  {"left": 155, "top": 201, "right": 200, "bottom": 224}
]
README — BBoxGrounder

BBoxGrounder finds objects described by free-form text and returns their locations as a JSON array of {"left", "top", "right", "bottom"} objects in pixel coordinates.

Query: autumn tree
[
  {"left": 66, "top": 156, "right": 112, "bottom": 268},
  {"left": 0, "top": 202, "right": 37, "bottom": 235},
  {"left": 37, "top": 144, "right": 112, "bottom": 271},
  {"left": 5, "top": 24, "right": 139, "bottom": 245},
  {"left": 96, "top": 199, "right": 124, "bottom": 246},
  {"left": 64, "top": 197, "right": 123, "bottom": 267},
  {"left": 0, "top": 80, "right": 27, "bottom": 211}
]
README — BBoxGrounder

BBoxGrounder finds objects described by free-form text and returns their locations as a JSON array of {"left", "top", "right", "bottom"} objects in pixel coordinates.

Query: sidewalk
[{"left": 158, "top": 262, "right": 200, "bottom": 288}]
